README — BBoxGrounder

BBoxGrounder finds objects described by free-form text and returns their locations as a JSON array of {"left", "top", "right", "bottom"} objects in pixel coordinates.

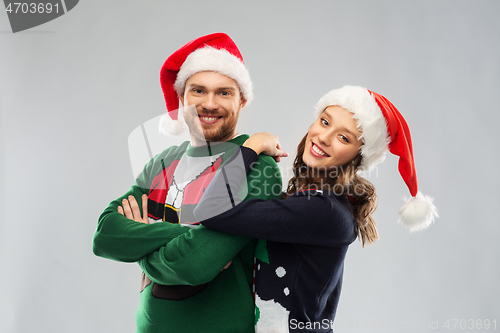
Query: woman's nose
[{"left": 317, "top": 129, "right": 332, "bottom": 147}]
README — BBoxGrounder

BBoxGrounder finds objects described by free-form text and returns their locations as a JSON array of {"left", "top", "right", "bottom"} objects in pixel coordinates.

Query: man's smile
[{"left": 198, "top": 114, "right": 223, "bottom": 124}]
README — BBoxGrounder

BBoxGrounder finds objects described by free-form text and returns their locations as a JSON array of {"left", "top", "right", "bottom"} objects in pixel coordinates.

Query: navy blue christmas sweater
[{"left": 195, "top": 147, "right": 357, "bottom": 333}]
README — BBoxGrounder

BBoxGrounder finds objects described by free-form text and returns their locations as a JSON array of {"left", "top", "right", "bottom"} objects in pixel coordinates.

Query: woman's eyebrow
[
  {"left": 323, "top": 109, "right": 359, "bottom": 138},
  {"left": 342, "top": 127, "right": 358, "bottom": 138}
]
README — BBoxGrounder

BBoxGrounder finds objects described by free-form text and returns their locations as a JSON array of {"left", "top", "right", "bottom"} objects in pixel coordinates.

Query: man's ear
[
  {"left": 179, "top": 94, "right": 184, "bottom": 106},
  {"left": 239, "top": 95, "right": 247, "bottom": 110}
]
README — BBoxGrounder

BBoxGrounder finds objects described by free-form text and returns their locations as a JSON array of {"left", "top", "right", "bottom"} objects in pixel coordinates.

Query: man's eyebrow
[
  {"left": 186, "top": 84, "right": 237, "bottom": 91},
  {"left": 186, "top": 84, "right": 206, "bottom": 89},
  {"left": 216, "top": 87, "right": 237, "bottom": 91}
]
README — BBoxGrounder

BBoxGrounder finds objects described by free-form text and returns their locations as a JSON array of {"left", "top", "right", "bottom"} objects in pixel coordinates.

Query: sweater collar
[{"left": 185, "top": 134, "right": 249, "bottom": 157}]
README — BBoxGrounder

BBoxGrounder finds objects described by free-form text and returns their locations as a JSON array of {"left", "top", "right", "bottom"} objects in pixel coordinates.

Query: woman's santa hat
[
  {"left": 159, "top": 33, "right": 253, "bottom": 135},
  {"left": 315, "top": 85, "right": 438, "bottom": 231}
]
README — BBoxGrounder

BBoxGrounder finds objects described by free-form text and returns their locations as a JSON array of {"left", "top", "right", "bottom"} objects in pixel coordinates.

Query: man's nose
[{"left": 202, "top": 93, "right": 218, "bottom": 111}]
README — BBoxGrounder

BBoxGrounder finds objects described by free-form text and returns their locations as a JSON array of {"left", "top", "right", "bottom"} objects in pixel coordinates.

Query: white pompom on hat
[
  {"left": 315, "top": 85, "right": 438, "bottom": 231},
  {"left": 158, "top": 33, "right": 253, "bottom": 136}
]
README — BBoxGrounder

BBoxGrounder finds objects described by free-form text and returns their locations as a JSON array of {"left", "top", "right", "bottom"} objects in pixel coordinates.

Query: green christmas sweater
[{"left": 92, "top": 135, "right": 282, "bottom": 333}]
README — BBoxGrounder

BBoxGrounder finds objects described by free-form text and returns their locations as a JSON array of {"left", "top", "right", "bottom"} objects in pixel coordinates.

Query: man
[{"left": 92, "top": 33, "right": 282, "bottom": 332}]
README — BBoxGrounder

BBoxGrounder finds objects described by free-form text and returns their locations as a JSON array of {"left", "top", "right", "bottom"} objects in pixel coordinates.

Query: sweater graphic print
[
  {"left": 254, "top": 240, "right": 290, "bottom": 331},
  {"left": 148, "top": 152, "right": 224, "bottom": 225},
  {"left": 150, "top": 153, "right": 222, "bottom": 226}
]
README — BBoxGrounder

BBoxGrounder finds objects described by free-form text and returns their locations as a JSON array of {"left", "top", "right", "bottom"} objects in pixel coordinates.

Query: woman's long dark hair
[{"left": 284, "top": 133, "right": 379, "bottom": 246}]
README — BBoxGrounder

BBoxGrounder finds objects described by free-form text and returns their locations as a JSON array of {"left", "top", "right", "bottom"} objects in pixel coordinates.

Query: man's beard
[{"left": 185, "top": 112, "right": 239, "bottom": 143}]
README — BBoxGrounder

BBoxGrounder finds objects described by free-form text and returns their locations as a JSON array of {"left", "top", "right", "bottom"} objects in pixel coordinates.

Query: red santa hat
[
  {"left": 315, "top": 85, "right": 438, "bottom": 231},
  {"left": 159, "top": 33, "right": 253, "bottom": 135}
]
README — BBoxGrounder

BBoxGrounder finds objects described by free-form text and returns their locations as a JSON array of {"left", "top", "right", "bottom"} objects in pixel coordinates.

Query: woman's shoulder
[
  {"left": 289, "top": 189, "right": 350, "bottom": 204},
  {"left": 286, "top": 189, "right": 351, "bottom": 215},
  {"left": 285, "top": 189, "right": 357, "bottom": 245}
]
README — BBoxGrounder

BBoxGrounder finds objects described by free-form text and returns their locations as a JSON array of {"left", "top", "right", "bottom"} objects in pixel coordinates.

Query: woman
[{"left": 193, "top": 85, "right": 438, "bottom": 332}]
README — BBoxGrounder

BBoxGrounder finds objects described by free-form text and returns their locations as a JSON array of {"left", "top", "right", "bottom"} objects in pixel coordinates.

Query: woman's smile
[{"left": 310, "top": 142, "right": 330, "bottom": 157}]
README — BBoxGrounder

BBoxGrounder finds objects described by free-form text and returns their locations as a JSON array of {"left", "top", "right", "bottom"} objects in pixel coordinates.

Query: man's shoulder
[
  {"left": 245, "top": 154, "right": 282, "bottom": 200},
  {"left": 248, "top": 154, "right": 282, "bottom": 184},
  {"left": 152, "top": 141, "right": 190, "bottom": 164},
  {"left": 254, "top": 154, "right": 279, "bottom": 168}
]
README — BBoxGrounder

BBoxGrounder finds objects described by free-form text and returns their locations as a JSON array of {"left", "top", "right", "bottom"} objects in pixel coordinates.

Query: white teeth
[
  {"left": 312, "top": 143, "right": 327, "bottom": 156},
  {"left": 200, "top": 116, "right": 218, "bottom": 121}
]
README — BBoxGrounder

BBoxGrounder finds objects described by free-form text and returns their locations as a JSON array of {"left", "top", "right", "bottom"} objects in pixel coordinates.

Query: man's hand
[{"left": 117, "top": 194, "right": 149, "bottom": 224}]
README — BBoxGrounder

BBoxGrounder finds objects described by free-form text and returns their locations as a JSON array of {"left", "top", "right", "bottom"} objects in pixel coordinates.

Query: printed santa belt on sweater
[{"left": 140, "top": 273, "right": 207, "bottom": 300}]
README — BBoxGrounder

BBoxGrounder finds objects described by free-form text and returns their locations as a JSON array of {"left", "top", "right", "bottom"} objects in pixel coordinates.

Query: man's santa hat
[
  {"left": 315, "top": 85, "right": 438, "bottom": 231},
  {"left": 159, "top": 33, "right": 253, "bottom": 135}
]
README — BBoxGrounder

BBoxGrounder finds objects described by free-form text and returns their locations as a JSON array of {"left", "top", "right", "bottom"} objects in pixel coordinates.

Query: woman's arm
[
  {"left": 198, "top": 190, "right": 356, "bottom": 247},
  {"left": 194, "top": 133, "right": 287, "bottom": 221},
  {"left": 195, "top": 147, "right": 356, "bottom": 247}
]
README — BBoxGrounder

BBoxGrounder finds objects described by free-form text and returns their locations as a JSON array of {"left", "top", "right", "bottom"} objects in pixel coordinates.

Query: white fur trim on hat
[
  {"left": 314, "top": 85, "right": 389, "bottom": 171},
  {"left": 398, "top": 192, "right": 438, "bottom": 231},
  {"left": 159, "top": 110, "right": 188, "bottom": 136},
  {"left": 174, "top": 46, "right": 254, "bottom": 105}
]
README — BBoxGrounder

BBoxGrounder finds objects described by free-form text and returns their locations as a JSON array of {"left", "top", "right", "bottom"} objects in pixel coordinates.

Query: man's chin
[
  {"left": 187, "top": 118, "right": 237, "bottom": 143},
  {"left": 202, "top": 132, "right": 225, "bottom": 143},
  {"left": 202, "top": 127, "right": 235, "bottom": 143},
  {"left": 189, "top": 129, "right": 220, "bottom": 144}
]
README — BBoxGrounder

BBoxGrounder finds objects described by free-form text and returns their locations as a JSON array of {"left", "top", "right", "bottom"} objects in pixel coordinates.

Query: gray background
[{"left": 1, "top": 1, "right": 499, "bottom": 332}]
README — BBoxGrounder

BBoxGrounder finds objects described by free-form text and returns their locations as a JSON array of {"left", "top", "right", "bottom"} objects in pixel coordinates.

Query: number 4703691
[{"left": 5, "top": 2, "right": 60, "bottom": 14}]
